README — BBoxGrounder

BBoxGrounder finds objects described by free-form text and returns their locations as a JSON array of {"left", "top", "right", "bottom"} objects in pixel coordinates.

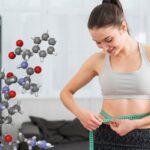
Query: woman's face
[{"left": 89, "top": 25, "right": 126, "bottom": 55}]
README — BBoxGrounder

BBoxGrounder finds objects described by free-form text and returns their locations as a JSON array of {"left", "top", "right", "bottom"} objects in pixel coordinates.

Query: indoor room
[{"left": 0, "top": 0, "right": 150, "bottom": 150}]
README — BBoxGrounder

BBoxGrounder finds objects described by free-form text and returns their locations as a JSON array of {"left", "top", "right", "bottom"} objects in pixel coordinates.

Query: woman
[{"left": 60, "top": 0, "right": 150, "bottom": 149}]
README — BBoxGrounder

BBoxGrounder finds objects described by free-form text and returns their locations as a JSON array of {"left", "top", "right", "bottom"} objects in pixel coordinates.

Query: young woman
[{"left": 60, "top": 0, "right": 150, "bottom": 149}]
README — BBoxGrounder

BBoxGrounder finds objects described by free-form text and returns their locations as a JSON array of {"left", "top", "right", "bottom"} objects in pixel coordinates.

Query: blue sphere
[
  {"left": 31, "top": 139, "right": 36, "bottom": 147},
  {"left": 21, "top": 61, "right": 28, "bottom": 69},
  {"left": 0, "top": 145, "right": 3, "bottom": 150},
  {"left": 0, "top": 104, "right": 4, "bottom": 111},
  {"left": 18, "top": 78, "right": 25, "bottom": 86},
  {"left": 2, "top": 86, "right": 10, "bottom": 93},
  {"left": 39, "top": 140, "right": 47, "bottom": 148}
]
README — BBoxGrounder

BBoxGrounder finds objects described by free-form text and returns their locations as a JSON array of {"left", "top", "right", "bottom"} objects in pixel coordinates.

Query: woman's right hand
[{"left": 77, "top": 108, "right": 104, "bottom": 131}]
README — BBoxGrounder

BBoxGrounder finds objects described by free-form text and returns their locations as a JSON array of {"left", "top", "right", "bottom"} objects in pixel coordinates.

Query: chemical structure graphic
[{"left": 0, "top": 31, "right": 57, "bottom": 149}]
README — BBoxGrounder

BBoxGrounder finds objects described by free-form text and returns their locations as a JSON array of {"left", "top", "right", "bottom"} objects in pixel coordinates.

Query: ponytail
[{"left": 102, "top": 0, "right": 123, "bottom": 13}]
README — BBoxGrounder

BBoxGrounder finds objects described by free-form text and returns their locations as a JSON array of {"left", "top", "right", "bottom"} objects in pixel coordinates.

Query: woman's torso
[
  {"left": 94, "top": 43, "right": 150, "bottom": 128},
  {"left": 101, "top": 100, "right": 150, "bottom": 129}
]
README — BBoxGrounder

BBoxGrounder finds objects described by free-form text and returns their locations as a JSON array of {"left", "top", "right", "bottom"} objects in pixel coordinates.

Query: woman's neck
[{"left": 115, "top": 35, "right": 138, "bottom": 58}]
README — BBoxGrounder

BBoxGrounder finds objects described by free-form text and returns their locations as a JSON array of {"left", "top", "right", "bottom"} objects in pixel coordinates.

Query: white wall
[
  {"left": 1, "top": 0, "right": 150, "bottom": 99},
  {"left": 1, "top": 0, "right": 102, "bottom": 99}
]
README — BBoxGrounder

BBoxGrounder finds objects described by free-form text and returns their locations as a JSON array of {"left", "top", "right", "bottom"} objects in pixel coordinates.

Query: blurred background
[{"left": 0, "top": 0, "right": 150, "bottom": 141}]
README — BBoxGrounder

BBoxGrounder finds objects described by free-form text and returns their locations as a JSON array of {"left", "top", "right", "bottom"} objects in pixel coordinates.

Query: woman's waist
[
  {"left": 102, "top": 99, "right": 150, "bottom": 117},
  {"left": 100, "top": 109, "right": 150, "bottom": 120},
  {"left": 100, "top": 109, "right": 150, "bottom": 129}
]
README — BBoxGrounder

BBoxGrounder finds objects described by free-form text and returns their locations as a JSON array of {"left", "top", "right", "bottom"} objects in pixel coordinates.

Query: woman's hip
[{"left": 94, "top": 124, "right": 150, "bottom": 149}]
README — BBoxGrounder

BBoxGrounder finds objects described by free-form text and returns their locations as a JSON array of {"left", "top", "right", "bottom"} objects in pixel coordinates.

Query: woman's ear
[{"left": 120, "top": 20, "right": 128, "bottom": 33}]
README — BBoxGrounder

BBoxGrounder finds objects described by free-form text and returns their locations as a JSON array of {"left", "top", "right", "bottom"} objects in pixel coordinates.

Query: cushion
[
  {"left": 45, "top": 120, "right": 67, "bottom": 130},
  {"left": 29, "top": 116, "right": 47, "bottom": 136},
  {"left": 29, "top": 116, "right": 88, "bottom": 144},
  {"left": 29, "top": 116, "right": 66, "bottom": 144},
  {"left": 58, "top": 118, "right": 88, "bottom": 140},
  {"left": 20, "top": 122, "right": 41, "bottom": 139}
]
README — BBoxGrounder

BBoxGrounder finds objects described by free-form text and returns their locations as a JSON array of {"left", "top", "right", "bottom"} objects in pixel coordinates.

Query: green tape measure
[{"left": 89, "top": 112, "right": 150, "bottom": 150}]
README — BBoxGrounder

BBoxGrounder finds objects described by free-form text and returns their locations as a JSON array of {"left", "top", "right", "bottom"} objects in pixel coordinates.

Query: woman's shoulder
[
  {"left": 86, "top": 51, "right": 105, "bottom": 65},
  {"left": 85, "top": 51, "right": 106, "bottom": 75},
  {"left": 89, "top": 51, "right": 105, "bottom": 60}
]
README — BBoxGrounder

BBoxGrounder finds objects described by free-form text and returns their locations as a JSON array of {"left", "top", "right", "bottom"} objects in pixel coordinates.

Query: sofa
[{"left": 18, "top": 116, "right": 89, "bottom": 150}]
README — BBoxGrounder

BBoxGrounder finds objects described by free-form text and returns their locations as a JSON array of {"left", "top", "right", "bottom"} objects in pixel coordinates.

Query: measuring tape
[{"left": 89, "top": 111, "right": 150, "bottom": 150}]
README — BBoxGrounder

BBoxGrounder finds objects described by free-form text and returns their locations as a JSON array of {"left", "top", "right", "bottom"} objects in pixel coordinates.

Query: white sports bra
[{"left": 99, "top": 43, "right": 150, "bottom": 99}]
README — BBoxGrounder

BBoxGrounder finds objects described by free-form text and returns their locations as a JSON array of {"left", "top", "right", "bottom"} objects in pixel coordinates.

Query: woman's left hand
[{"left": 109, "top": 119, "right": 137, "bottom": 136}]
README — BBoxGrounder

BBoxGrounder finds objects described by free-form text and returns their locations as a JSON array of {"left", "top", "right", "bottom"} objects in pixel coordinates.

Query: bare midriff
[{"left": 101, "top": 99, "right": 150, "bottom": 129}]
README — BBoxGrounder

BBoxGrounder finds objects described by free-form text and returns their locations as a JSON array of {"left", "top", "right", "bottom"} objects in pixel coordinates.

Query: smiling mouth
[{"left": 107, "top": 48, "right": 114, "bottom": 53}]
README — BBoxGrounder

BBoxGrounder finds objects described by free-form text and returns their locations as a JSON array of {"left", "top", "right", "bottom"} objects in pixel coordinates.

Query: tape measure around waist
[{"left": 89, "top": 112, "right": 150, "bottom": 150}]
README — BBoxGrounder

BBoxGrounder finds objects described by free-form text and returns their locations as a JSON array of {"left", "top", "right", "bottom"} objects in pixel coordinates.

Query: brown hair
[{"left": 88, "top": 0, "right": 129, "bottom": 32}]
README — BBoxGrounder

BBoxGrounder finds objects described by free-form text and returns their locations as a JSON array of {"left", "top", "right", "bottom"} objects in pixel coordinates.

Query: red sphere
[
  {"left": 4, "top": 134, "right": 13, "bottom": 143},
  {"left": 8, "top": 52, "right": 16, "bottom": 59},
  {"left": 9, "top": 90, "right": 16, "bottom": 98},
  {"left": 34, "top": 66, "right": 42, "bottom": 74},
  {"left": 16, "top": 40, "right": 24, "bottom": 47},
  {"left": 7, "top": 72, "right": 14, "bottom": 78}
]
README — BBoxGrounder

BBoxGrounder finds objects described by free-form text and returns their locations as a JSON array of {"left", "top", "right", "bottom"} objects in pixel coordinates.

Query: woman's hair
[{"left": 88, "top": 0, "right": 128, "bottom": 31}]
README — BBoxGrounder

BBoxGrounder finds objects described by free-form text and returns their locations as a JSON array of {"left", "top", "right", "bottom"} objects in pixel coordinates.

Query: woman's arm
[
  {"left": 134, "top": 115, "right": 150, "bottom": 129},
  {"left": 60, "top": 52, "right": 105, "bottom": 131},
  {"left": 109, "top": 116, "right": 150, "bottom": 136},
  {"left": 60, "top": 53, "right": 98, "bottom": 116}
]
